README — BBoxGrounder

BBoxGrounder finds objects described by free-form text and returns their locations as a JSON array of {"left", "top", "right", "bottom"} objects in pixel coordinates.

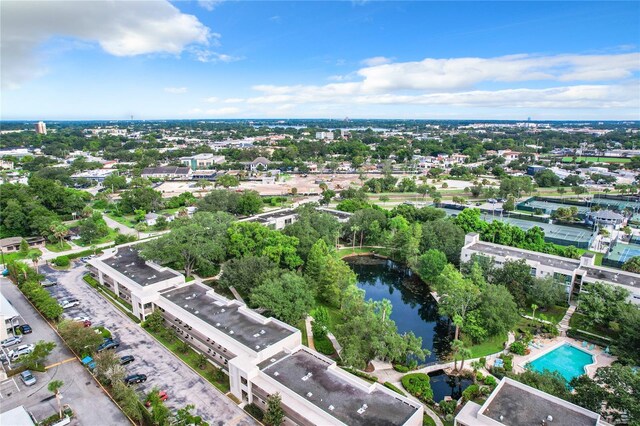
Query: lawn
[
  {"left": 106, "top": 213, "right": 137, "bottom": 228},
  {"left": 462, "top": 334, "right": 507, "bottom": 358},
  {"left": 2, "top": 249, "right": 43, "bottom": 264},
  {"left": 569, "top": 312, "right": 620, "bottom": 339},
  {"left": 297, "top": 319, "right": 309, "bottom": 347},
  {"left": 74, "top": 228, "right": 120, "bottom": 247},
  {"left": 536, "top": 305, "right": 568, "bottom": 325},
  {"left": 337, "top": 246, "right": 392, "bottom": 258},
  {"left": 146, "top": 327, "right": 230, "bottom": 393},
  {"left": 45, "top": 242, "right": 72, "bottom": 252},
  {"left": 561, "top": 156, "right": 630, "bottom": 163},
  {"left": 311, "top": 301, "right": 343, "bottom": 332}
]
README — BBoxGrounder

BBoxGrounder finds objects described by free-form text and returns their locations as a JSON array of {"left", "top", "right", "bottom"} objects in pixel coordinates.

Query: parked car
[
  {"left": 9, "top": 344, "right": 35, "bottom": 360},
  {"left": 97, "top": 340, "right": 120, "bottom": 352},
  {"left": 20, "top": 370, "right": 37, "bottom": 386},
  {"left": 1, "top": 335, "right": 22, "bottom": 347},
  {"left": 124, "top": 374, "right": 147, "bottom": 385},
  {"left": 119, "top": 355, "right": 135, "bottom": 366},
  {"left": 41, "top": 279, "right": 57, "bottom": 287},
  {"left": 145, "top": 390, "right": 168, "bottom": 407},
  {"left": 61, "top": 299, "right": 80, "bottom": 309},
  {"left": 17, "top": 324, "right": 32, "bottom": 334},
  {"left": 73, "top": 316, "right": 91, "bottom": 327},
  {"left": 488, "top": 198, "right": 497, "bottom": 204}
]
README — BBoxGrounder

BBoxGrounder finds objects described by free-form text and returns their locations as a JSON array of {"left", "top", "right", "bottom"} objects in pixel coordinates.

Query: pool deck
[{"left": 512, "top": 336, "right": 615, "bottom": 378}]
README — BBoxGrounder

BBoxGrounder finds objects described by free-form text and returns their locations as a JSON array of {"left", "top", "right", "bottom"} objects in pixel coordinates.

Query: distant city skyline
[{"left": 1, "top": 1, "right": 639, "bottom": 120}]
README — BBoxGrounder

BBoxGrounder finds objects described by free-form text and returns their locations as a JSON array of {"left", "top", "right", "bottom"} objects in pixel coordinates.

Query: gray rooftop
[
  {"left": 103, "top": 247, "right": 180, "bottom": 286},
  {"left": 263, "top": 350, "right": 418, "bottom": 426},
  {"left": 249, "top": 209, "right": 297, "bottom": 222},
  {"left": 483, "top": 382, "right": 598, "bottom": 426},
  {"left": 160, "top": 284, "right": 295, "bottom": 351},
  {"left": 470, "top": 242, "right": 581, "bottom": 271},
  {"left": 582, "top": 266, "right": 640, "bottom": 288}
]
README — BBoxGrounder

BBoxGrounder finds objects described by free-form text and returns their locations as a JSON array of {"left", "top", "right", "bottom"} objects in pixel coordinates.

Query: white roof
[
  {"left": 0, "top": 406, "right": 35, "bottom": 426},
  {"left": 0, "top": 292, "right": 19, "bottom": 320}
]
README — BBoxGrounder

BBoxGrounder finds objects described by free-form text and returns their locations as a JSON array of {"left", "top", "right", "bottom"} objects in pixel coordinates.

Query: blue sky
[{"left": 2, "top": 1, "right": 639, "bottom": 120}]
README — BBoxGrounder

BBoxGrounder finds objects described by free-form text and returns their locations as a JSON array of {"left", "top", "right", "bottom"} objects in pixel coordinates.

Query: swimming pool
[{"left": 527, "top": 343, "right": 594, "bottom": 383}]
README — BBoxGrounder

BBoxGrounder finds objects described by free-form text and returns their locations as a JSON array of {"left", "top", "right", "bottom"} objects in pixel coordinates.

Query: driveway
[
  {"left": 0, "top": 278, "right": 127, "bottom": 425},
  {"left": 43, "top": 263, "right": 255, "bottom": 425}
]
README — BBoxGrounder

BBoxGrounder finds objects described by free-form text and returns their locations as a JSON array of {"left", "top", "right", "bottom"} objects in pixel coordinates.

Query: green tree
[
  {"left": 94, "top": 351, "right": 124, "bottom": 385},
  {"left": 119, "top": 186, "right": 163, "bottom": 213},
  {"left": 146, "top": 387, "right": 172, "bottom": 426},
  {"left": 435, "top": 265, "right": 480, "bottom": 341},
  {"left": 616, "top": 304, "right": 640, "bottom": 364},
  {"left": 417, "top": 249, "right": 447, "bottom": 282},
  {"left": 19, "top": 238, "right": 29, "bottom": 256},
  {"left": 48, "top": 380, "right": 64, "bottom": 418},
  {"left": 219, "top": 256, "right": 279, "bottom": 296},
  {"left": 578, "top": 282, "right": 630, "bottom": 327},
  {"left": 174, "top": 404, "right": 209, "bottom": 426},
  {"left": 476, "top": 284, "right": 519, "bottom": 337},
  {"left": 527, "top": 277, "right": 566, "bottom": 309},
  {"left": 264, "top": 393, "right": 285, "bottom": 426},
  {"left": 216, "top": 174, "right": 240, "bottom": 188},
  {"left": 18, "top": 340, "right": 55, "bottom": 369},
  {"left": 58, "top": 320, "right": 103, "bottom": 355},
  {"left": 112, "top": 381, "right": 143, "bottom": 423},
  {"left": 491, "top": 259, "right": 533, "bottom": 308},
  {"left": 502, "top": 196, "right": 515, "bottom": 212},
  {"left": 251, "top": 272, "right": 314, "bottom": 324},
  {"left": 622, "top": 256, "right": 640, "bottom": 273},
  {"left": 140, "top": 212, "right": 234, "bottom": 276},
  {"left": 226, "top": 222, "right": 302, "bottom": 269},
  {"left": 421, "top": 218, "right": 466, "bottom": 264},
  {"left": 534, "top": 169, "right": 561, "bottom": 187},
  {"left": 142, "top": 310, "right": 165, "bottom": 332}
]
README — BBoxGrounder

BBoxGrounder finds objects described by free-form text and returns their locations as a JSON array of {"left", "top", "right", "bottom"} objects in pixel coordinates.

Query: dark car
[
  {"left": 18, "top": 324, "right": 32, "bottom": 334},
  {"left": 120, "top": 355, "right": 135, "bottom": 365},
  {"left": 124, "top": 374, "right": 147, "bottom": 385},
  {"left": 97, "top": 340, "right": 120, "bottom": 352}
]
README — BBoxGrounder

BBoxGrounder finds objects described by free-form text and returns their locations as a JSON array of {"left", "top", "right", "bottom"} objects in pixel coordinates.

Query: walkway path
[
  {"left": 558, "top": 304, "right": 577, "bottom": 336},
  {"left": 304, "top": 316, "right": 315, "bottom": 350},
  {"left": 229, "top": 286, "right": 246, "bottom": 304}
]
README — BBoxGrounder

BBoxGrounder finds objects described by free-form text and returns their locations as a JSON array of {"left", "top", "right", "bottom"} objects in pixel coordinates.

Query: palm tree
[
  {"left": 48, "top": 380, "right": 64, "bottom": 418},
  {"left": 29, "top": 252, "right": 41, "bottom": 274},
  {"left": 196, "top": 179, "right": 211, "bottom": 197},
  {"left": 458, "top": 347, "right": 472, "bottom": 371},
  {"left": 471, "top": 360, "right": 484, "bottom": 384},
  {"left": 531, "top": 303, "right": 538, "bottom": 319},
  {"left": 451, "top": 339, "right": 464, "bottom": 371},
  {"left": 453, "top": 314, "right": 464, "bottom": 341},
  {"left": 350, "top": 225, "right": 360, "bottom": 251},
  {"left": 50, "top": 223, "right": 69, "bottom": 249}
]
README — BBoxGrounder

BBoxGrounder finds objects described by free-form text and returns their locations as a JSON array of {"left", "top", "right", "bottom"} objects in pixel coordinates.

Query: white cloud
[
  {"left": 191, "top": 48, "right": 243, "bottom": 63},
  {"left": 223, "top": 98, "right": 245, "bottom": 103},
  {"left": 204, "top": 97, "right": 219, "bottom": 103},
  {"left": 165, "top": 87, "right": 188, "bottom": 94},
  {"left": 198, "top": 0, "right": 224, "bottom": 11},
  {"left": 1, "top": 0, "right": 212, "bottom": 89},
  {"left": 361, "top": 56, "right": 392, "bottom": 66}
]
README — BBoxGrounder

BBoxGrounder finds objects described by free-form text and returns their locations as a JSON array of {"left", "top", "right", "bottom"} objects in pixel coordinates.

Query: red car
[{"left": 145, "top": 391, "right": 168, "bottom": 407}]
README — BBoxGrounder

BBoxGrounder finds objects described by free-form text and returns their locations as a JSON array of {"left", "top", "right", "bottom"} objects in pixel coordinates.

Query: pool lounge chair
[
  {"left": 582, "top": 341, "right": 588, "bottom": 347},
  {"left": 588, "top": 344, "right": 595, "bottom": 350}
]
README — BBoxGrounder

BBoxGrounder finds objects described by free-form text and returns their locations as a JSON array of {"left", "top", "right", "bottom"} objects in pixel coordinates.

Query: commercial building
[
  {"left": 315, "top": 131, "right": 334, "bottom": 140},
  {"left": 0, "top": 406, "right": 36, "bottom": 426},
  {"left": 239, "top": 208, "right": 352, "bottom": 230},
  {"left": 455, "top": 377, "right": 603, "bottom": 426},
  {"left": 70, "top": 169, "right": 117, "bottom": 183},
  {"left": 0, "top": 236, "right": 45, "bottom": 254},
  {"left": 461, "top": 233, "right": 640, "bottom": 304},
  {"left": 87, "top": 244, "right": 422, "bottom": 425},
  {"left": 34, "top": 121, "right": 47, "bottom": 135},
  {"left": 179, "top": 154, "right": 225, "bottom": 170},
  {"left": 141, "top": 166, "right": 192, "bottom": 179}
]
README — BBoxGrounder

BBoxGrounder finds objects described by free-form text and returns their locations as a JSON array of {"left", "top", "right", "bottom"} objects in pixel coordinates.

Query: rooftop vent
[
  {"left": 328, "top": 405, "right": 334, "bottom": 411},
  {"left": 221, "top": 308, "right": 226, "bottom": 312},
  {"left": 229, "top": 330, "right": 234, "bottom": 335},
  {"left": 270, "top": 358, "right": 276, "bottom": 362},
  {"left": 184, "top": 304, "right": 188, "bottom": 308},
  {"left": 255, "top": 345, "right": 260, "bottom": 350},
  {"left": 216, "top": 322, "right": 221, "bottom": 327},
  {"left": 253, "top": 333, "right": 260, "bottom": 338},
  {"left": 194, "top": 311, "right": 199, "bottom": 314},
  {"left": 306, "top": 392, "right": 313, "bottom": 398},
  {"left": 274, "top": 372, "right": 279, "bottom": 376},
  {"left": 301, "top": 372, "right": 312, "bottom": 381},
  {"left": 260, "top": 329, "right": 266, "bottom": 334},
  {"left": 357, "top": 404, "right": 368, "bottom": 414},
  {"left": 547, "top": 415, "right": 553, "bottom": 422}
]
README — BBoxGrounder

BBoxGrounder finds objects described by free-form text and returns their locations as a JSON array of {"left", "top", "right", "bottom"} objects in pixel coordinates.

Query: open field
[{"left": 561, "top": 156, "right": 631, "bottom": 163}]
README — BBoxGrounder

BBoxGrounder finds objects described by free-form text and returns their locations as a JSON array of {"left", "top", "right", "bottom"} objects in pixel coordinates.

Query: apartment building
[
  {"left": 179, "top": 154, "right": 225, "bottom": 170},
  {"left": 238, "top": 208, "right": 352, "bottom": 230},
  {"left": 455, "top": 377, "right": 603, "bottom": 426},
  {"left": 461, "top": 233, "right": 640, "bottom": 304},
  {"left": 87, "top": 245, "right": 423, "bottom": 425}
]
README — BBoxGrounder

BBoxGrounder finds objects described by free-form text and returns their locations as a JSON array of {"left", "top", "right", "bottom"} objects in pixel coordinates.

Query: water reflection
[
  {"left": 429, "top": 370, "right": 473, "bottom": 402},
  {"left": 345, "top": 256, "right": 452, "bottom": 363}
]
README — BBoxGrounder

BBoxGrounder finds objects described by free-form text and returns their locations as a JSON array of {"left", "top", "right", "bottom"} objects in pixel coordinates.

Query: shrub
[
  {"left": 462, "top": 384, "right": 480, "bottom": 401},
  {"left": 501, "top": 354, "right": 513, "bottom": 371},
  {"left": 383, "top": 382, "right": 406, "bottom": 396},
  {"left": 484, "top": 375, "right": 497, "bottom": 387},
  {"left": 476, "top": 372, "right": 485, "bottom": 382},
  {"left": 244, "top": 403, "right": 264, "bottom": 421},
  {"left": 314, "top": 335, "right": 335, "bottom": 355},
  {"left": 114, "top": 234, "right": 136, "bottom": 245},
  {"left": 509, "top": 341, "right": 527, "bottom": 355},
  {"left": 480, "top": 385, "right": 491, "bottom": 396},
  {"left": 401, "top": 373, "right": 433, "bottom": 403},
  {"left": 479, "top": 357, "right": 486, "bottom": 367},
  {"left": 52, "top": 256, "right": 70, "bottom": 267},
  {"left": 423, "top": 416, "right": 436, "bottom": 426},
  {"left": 393, "top": 364, "right": 410, "bottom": 373},
  {"left": 439, "top": 399, "right": 457, "bottom": 416}
]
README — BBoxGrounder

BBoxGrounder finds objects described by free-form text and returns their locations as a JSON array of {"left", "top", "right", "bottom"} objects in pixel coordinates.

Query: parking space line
[{"left": 45, "top": 357, "right": 77, "bottom": 370}]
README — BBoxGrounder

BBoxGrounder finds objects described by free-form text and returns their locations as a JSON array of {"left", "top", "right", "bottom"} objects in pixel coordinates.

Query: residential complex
[
  {"left": 87, "top": 245, "right": 423, "bottom": 425},
  {"left": 179, "top": 154, "right": 225, "bottom": 170},
  {"left": 461, "top": 233, "right": 640, "bottom": 304},
  {"left": 455, "top": 377, "right": 603, "bottom": 426}
]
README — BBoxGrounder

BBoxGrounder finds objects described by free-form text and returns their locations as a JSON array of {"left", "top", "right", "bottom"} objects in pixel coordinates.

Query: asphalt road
[
  {"left": 0, "top": 277, "right": 127, "bottom": 425},
  {"left": 45, "top": 262, "right": 255, "bottom": 426}
]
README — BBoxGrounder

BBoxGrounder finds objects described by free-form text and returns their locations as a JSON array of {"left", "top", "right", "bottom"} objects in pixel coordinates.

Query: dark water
[
  {"left": 345, "top": 256, "right": 451, "bottom": 364},
  {"left": 429, "top": 370, "right": 473, "bottom": 403}
]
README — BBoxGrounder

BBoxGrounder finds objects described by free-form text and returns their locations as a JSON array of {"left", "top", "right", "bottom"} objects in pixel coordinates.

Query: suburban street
[
  {"left": 44, "top": 263, "right": 256, "bottom": 425},
  {"left": 0, "top": 277, "right": 127, "bottom": 425}
]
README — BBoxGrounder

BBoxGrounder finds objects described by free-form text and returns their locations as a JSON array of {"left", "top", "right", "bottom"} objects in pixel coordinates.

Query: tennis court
[
  {"left": 520, "top": 199, "right": 591, "bottom": 216},
  {"left": 592, "top": 197, "right": 640, "bottom": 212},
  {"left": 603, "top": 242, "right": 640, "bottom": 267}
]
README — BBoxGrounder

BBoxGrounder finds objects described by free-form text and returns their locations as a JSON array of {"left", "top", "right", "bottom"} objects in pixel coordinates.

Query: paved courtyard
[{"left": 43, "top": 263, "right": 255, "bottom": 425}]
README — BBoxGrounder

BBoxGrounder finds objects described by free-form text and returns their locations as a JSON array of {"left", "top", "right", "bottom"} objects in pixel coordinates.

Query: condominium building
[
  {"left": 455, "top": 377, "right": 603, "bottom": 426},
  {"left": 34, "top": 121, "right": 47, "bottom": 135},
  {"left": 238, "top": 208, "right": 352, "bottom": 230},
  {"left": 179, "top": 154, "right": 225, "bottom": 170},
  {"left": 87, "top": 245, "right": 423, "bottom": 425},
  {"left": 461, "top": 233, "right": 640, "bottom": 304}
]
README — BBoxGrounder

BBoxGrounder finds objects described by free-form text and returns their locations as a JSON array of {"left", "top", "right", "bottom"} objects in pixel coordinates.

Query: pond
[
  {"left": 429, "top": 370, "right": 473, "bottom": 403},
  {"left": 345, "top": 256, "right": 452, "bottom": 364}
]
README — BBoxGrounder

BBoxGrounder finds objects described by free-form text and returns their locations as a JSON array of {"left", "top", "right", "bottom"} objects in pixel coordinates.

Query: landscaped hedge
[
  {"left": 342, "top": 367, "right": 378, "bottom": 383},
  {"left": 383, "top": 381, "right": 406, "bottom": 396},
  {"left": 509, "top": 341, "right": 527, "bottom": 355},
  {"left": 462, "top": 384, "right": 480, "bottom": 401},
  {"left": 19, "top": 281, "right": 63, "bottom": 320},
  {"left": 244, "top": 403, "right": 264, "bottom": 421},
  {"left": 52, "top": 255, "right": 70, "bottom": 267},
  {"left": 401, "top": 373, "right": 433, "bottom": 403},
  {"left": 393, "top": 364, "right": 410, "bottom": 373},
  {"left": 567, "top": 328, "right": 612, "bottom": 347},
  {"left": 314, "top": 335, "right": 335, "bottom": 355}
]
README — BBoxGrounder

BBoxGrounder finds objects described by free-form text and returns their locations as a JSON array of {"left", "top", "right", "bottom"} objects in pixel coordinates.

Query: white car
[
  {"left": 1, "top": 335, "right": 22, "bottom": 347},
  {"left": 9, "top": 344, "right": 35, "bottom": 360},
  {"left": 60, "top": 300, "right": 80, "bottom": 309},
  {"left": 73, "top": 316, "right": 90, "bottom": 322}
]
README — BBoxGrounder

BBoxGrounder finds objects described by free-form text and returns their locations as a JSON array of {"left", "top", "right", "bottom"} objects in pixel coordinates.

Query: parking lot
[
  {"left": 45, "top": 262, "right": 255, "bottom": 425},
  {"left": 0, "top": 277, "right": 127, "bottom": 425}
]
